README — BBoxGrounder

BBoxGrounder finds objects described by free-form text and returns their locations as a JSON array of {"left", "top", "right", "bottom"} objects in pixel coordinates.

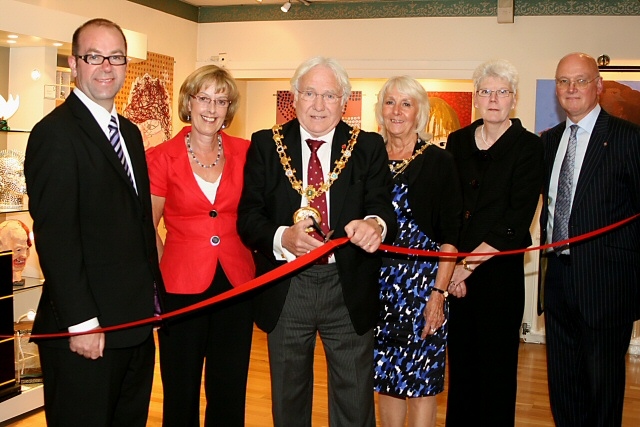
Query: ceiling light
[
  {"left": 7, "top": 35, "right": 18, "bottom": 39},
  {"left": 299, "top": 0, "right": 310, "bottom": 5},
  {"left": 281, "top": 1, "right": 291, "bottom": 12}
]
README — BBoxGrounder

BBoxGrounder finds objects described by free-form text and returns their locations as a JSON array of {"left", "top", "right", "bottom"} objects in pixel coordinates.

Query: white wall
[{"left": 197, "top": 15, "right": 640, "bottom": 137}]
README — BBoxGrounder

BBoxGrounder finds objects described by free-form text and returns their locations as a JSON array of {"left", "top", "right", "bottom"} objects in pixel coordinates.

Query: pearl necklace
[
  {"left": 480, "top": 120, "right": 512, "bottom": 149},
  {"left": 479, "top": 125, "right": 492, "bottom": 149},
  {"left": 187, "top": 132, "right": 222, "bottom": 168}
]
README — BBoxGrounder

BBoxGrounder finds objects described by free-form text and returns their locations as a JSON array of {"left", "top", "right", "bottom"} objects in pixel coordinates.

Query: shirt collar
[
  {"left": 299, "top": 126, "right": 336, "bottom": 145},
  {"left": 566, "top": 104, "right": 601, "bottom": 134},
  {"left": 73, "top": 88, "right": 118, "bottom": 132}
]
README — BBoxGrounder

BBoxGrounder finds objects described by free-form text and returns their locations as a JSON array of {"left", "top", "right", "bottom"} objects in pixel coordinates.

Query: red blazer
[{"left": 146, "top": 126, "right": 255, "bottom": 294}]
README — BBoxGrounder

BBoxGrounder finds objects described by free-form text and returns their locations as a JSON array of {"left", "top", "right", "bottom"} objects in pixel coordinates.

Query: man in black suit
[
  {"left": 24, "top": 19, "right": 162, "bottom": 427},
  {"left": 238, "top": 56, "right": 395, "bottom": 426},
  {"left": 540, "top": 52, "right": 640, "bottom": 426}
]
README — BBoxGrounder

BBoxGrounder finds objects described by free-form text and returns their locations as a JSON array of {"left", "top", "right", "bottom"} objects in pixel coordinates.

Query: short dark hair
[{"left": 71, "top": 18, "right": 127, "bottom": 56}]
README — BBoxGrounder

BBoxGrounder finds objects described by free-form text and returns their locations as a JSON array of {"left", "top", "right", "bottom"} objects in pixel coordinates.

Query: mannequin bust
[{"left": 0, "top": 220, "right": 32, "bottom": 285}]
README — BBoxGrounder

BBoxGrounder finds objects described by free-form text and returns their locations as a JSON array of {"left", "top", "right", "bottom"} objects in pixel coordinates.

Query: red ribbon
[{"left": 15, "top": 212, "right": 640, "bottom": 340}]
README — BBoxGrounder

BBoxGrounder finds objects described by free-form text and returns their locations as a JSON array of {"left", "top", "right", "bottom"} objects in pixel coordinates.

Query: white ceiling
[{"left": 0, "top": 30, "right": 71, "bottom": 55}]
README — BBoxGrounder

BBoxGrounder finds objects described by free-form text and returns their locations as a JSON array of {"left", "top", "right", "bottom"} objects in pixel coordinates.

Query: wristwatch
[{"left": 432, "top": 287, "right": 449, "bottom": 298}]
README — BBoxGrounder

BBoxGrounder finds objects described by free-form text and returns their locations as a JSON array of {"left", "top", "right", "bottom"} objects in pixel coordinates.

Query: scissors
[{"left": 309, "top": 215, "right": 334, "bottom": 243}]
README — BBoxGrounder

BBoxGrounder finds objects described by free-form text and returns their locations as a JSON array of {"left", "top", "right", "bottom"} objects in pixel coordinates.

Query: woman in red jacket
[{"left": 146, "top": 65, "right": 255, "bottom": 427}]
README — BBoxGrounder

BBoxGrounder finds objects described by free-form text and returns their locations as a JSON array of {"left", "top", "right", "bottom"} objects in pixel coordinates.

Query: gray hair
[
  {"left": 290, "top": 57, "right": 351, "bottom": 107},
  {"left": 375, "top": 76, "right": 431, "bottom": 142},
  {"left": 473, "top": 59, "right": 519, "bottom": 94}
]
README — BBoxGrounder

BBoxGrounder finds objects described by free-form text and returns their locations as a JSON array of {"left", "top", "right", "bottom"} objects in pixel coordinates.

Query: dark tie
[
  {"left": 306, "top": 139, "right": 330, "bottom": 263},
  {"left": 109, "top": 115, "right": 134, "bottom": 184},
  {"left": 552, "top": 124, "right": 579, "bottom": 252}
]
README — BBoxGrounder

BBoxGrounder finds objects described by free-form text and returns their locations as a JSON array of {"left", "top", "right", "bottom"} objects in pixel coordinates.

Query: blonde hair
[{"left": 375, "top": 76, "right": 432, "bottom": 142}]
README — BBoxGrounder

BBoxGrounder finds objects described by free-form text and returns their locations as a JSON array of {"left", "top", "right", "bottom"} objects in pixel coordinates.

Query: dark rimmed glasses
[{"left": 75, "top": 54, "right": 128, "bottom": 66}]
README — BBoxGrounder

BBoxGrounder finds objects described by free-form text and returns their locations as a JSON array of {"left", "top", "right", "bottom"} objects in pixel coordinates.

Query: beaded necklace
[{"left": 187, "top": 132, "right": 222, "bottom": 169}]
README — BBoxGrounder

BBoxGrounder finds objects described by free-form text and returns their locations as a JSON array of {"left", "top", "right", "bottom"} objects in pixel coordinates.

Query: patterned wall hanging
[{"left": 115, "top": 52, "right": 174, "bottom": 149}]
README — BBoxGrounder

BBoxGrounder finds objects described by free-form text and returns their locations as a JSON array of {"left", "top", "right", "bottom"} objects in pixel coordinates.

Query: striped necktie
[
  {"left": 108, "top": 115, "right": 134, "bottom": 184},
  {"left": 552, "top": 124, "right": 579, "bottom": 252}
]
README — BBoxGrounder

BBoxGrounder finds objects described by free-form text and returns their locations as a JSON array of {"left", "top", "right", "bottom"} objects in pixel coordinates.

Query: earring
[
  {"left": 187, "top": 114, "right": 191, "bottom": 121},
  {"left": 221, "top": 123, "right": 226, "bottom": 129}
]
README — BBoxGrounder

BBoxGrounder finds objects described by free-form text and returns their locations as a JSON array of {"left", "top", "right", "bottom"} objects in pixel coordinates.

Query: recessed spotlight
[
  {"left": 7, "top": 35, "right": 18, "bottom": 39},
  {"left": 53, "top": 42, "right": 63, "bottom": 47},
  {"left": 7, "top": 40, "right": 16, "bottom": 44}
]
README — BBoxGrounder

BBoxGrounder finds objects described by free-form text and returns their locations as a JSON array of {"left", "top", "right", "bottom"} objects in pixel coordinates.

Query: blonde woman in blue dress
[{"left": 373, "top": 76, "right": 462, "bottom": 427}]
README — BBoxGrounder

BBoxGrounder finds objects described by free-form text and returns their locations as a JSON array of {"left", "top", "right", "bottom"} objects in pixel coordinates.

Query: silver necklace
[{"left": 187, "top": 132, "right": 222, "bottom": 168}]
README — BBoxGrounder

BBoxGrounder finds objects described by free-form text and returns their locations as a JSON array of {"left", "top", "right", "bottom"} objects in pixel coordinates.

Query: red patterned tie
[{"left": 306, "top": 139, "right": 330, "bottom": 251}]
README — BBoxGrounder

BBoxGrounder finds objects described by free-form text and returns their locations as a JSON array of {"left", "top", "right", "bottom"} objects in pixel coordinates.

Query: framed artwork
[{"left": 427, "top": 91, "right": 472, "bottom": 143}]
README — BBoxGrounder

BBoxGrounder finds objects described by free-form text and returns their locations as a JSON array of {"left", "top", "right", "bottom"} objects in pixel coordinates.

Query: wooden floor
[{"left": 5, "top": 326, "right": 640, "bottom": 426}]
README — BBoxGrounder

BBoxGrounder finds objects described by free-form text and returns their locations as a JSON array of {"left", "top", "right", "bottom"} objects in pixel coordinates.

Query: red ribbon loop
[{"left": 17, "top": 212, "right": 640, "bottom": 340}]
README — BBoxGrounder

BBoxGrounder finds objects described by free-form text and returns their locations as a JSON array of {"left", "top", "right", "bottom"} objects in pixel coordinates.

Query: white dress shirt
[{"left": 546, "top": 104, "right": 601, "bottom": 252}]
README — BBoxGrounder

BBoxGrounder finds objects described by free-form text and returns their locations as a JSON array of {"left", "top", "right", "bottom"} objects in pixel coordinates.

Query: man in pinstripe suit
[{"left": 540, "top": 52, "right": 640, "bottom": 427}]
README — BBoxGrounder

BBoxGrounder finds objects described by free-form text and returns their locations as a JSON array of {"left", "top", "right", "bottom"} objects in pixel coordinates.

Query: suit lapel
[
  {"left": 66, "top": 93, "right": 140, "bottom": 200},
  {"left": 328, "top": 121, "right": 352, "bottom": 228},
  {"left": 572, "top": 111, "right": 609, "bottom": 210}
]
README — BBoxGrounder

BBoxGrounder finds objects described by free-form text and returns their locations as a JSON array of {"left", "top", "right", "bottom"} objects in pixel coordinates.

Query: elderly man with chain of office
[{"left": 238, "top": 56, "right": 396, "bottom": 426}]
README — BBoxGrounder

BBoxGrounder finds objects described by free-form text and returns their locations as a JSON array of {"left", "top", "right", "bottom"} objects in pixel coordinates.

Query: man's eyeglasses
[
  {"left": 476, "top": 89, "right": 514, "bottom": 98},
  {"left": 75, "top": 54, "right": 127, "bottom": 66},
  {"left": 555, "top": 77, "right": 599, "bottom": 90},
  {"left": 190, "top": 95, "right": 231, "bottom": 109},
  {"left": 297, "top": 90, "right": 343, "bottom": 104}
]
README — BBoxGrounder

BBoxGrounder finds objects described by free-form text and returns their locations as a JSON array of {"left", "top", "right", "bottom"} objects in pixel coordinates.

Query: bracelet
[
  {"left": 431, "top": 287, "right": 449, "bottom": 298},
  {"left": 461, "top": 259, "right": 475, "bottom": 272}
]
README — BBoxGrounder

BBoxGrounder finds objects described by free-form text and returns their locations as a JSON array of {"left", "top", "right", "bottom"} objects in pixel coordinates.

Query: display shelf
[
  {"left": 0, "top": 383, "right": 43, "bottom": 423},
  {"left": 0, "top": 277, "right": 44, "bottom": 423},
  {"left": 13, "top": 276, "right": 43, "bottom": 294},
  {"left": 55, "top": 67, "right": 74, "bottom": 107},
  {"left": 0, "top": 208, "right": 28, "bottom": 215}
]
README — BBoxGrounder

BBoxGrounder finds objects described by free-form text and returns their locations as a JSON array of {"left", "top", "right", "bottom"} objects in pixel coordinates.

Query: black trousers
[
  {"left": 39, "top": 333, "right": 155, "bottom": 427},
  {"left": 158, "top": 266, "right": 254, "bottom": 427},
  {"left": 445, "top": 255, "right": 525, "bottom": 427},
  {"left": 544, "top": 254, "right": 633, "bottom": 427}
]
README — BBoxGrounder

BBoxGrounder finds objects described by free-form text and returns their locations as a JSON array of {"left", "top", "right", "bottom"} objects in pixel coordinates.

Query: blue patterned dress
[{"left": 373, "top": 160, "right": 448, "bottom": 397}]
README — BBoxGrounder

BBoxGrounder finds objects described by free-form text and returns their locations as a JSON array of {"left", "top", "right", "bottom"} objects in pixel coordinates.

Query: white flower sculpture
[{"left": 0, "top": 94, "right": 20, "bottom": 121}]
